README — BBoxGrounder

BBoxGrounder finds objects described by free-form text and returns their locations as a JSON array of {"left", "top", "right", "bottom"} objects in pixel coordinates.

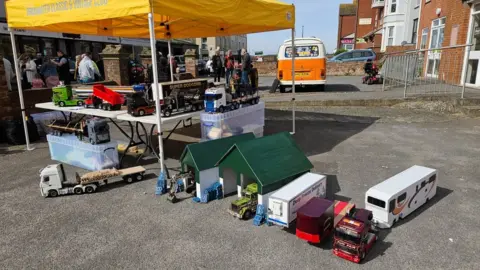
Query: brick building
[
  {"left": 417, "top": 0, "right": 470, "bottom": 84},
  {"left": 337, "top": 1, "right": 357, "bottom": 51},
  {"left": 355, "top": 0, "right": 383, "bottom": 52}
]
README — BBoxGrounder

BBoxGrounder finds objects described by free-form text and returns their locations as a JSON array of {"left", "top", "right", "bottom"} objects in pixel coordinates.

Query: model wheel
[
  {"left": 48, "top": 190, "right": 58, "bottom": 197},
  {"left": 136, "top": 173, "right": 144, "bottom": 181},
  {"left": 85, "top": 186, "right": 95, "bottom": 193},
  {"left": 77, "top": 101, "right": 84, "bottom": 106},
  {"left": 255, "top": 97, "right": 260, "bottom": 104},
  {"left": 74, "top": 187, "right": 83, "bottom": 195},
  {"left": 59, "top": 101, "right": 66, "bottom": 107},
  {"left": 230, "top": 104, "right": 236, "bottom": 111},
  {"left": 125, "top": 175, "right": 134, "bottom": 184},
  {"left": 243, "top": 210, "right": 252, "bottom": 220},
  {"left": 89, "top": 138, "right": 96, "bottom": 145},
  {"left": 197, "top": 104, "right": 203, "bottom": 111},
  {"left": 139, "top": 109, "right": 145, "bottom": 116},
  {"left": 234, "top": 103, "right": 240, "bottom": 109},
  {"left": 163, "top": 109, "right": 172, "bottom": 117},
  {"left": 367, "top": 78, "right": 373, "bottom": 85},
  {"left": 83, "top": 104, "right": 89, "bottom": 108},
  {"left": 218, "top": 106, "right": 225, "bottom": 113},
  {"left": 106, "top": 104, "right": 112, "bottom": 111},
  {"left": 361, "top": 251, "right": 366, "bottom": 260}
]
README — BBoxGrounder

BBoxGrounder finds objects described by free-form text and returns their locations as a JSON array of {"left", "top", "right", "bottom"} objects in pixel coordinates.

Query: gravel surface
[{"left": 1, "top": 107, "right": 480, "bottom": 269}]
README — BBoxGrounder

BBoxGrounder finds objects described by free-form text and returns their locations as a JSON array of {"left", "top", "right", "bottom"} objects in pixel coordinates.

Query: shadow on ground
[{"left": 265, "top": 109, "right": 378, "bottom": 156}]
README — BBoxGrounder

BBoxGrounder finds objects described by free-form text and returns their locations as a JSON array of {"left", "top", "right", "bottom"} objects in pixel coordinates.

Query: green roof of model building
[
  {"left": 180, "top": 133, "right": 255, "bottom": 171},
  {"left": 216, "top": 132, "right": 313, "bottom": 189}
]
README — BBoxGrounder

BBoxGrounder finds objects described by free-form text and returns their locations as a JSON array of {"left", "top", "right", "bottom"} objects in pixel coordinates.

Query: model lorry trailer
[
  {"left": 228, "top": 183, "right": 258, "bottom": 220},
  {"left": 267, "top": 173, "right": 327, "bottom": 228},
  {"left": 84, "top": 84, "right": 125, "bottom": 111},
  {"left": 39, "top": 164, "right": 146, "bottom": 197},
  {"left": 204, "top": 86, "right": 260, "bottom": 113},
  {"left": 52, "top": 85, "right": 84, "bottom": 107},
  {"left": 47, "top": 118, "right": 110, "bottom": 145}
]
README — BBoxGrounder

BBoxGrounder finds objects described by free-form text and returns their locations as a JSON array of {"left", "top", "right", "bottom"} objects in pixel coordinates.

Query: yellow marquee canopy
[{"left": 6, "top": 0, "right": 295, "bottom": 38}]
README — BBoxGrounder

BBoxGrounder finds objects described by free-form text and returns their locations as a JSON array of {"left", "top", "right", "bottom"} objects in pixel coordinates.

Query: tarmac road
[{"left": 1, "top": 106, "right": 480, "bottom": 269}]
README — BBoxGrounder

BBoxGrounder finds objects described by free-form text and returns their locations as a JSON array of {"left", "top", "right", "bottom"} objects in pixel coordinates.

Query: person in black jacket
[
  {"left": 51, "top": 50, "right": 71, "bottom": 85},
  {"left": 212, "top": 49, "right": 223, "bottom": 83},
  {"left": 241, "top": 49, "right": 251, "bottom": 86}
]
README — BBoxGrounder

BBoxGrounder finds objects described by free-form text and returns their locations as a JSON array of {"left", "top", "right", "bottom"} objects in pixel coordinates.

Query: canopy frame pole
[
  {"left": 168, "top": 39, "right": 174, "bottom": 82},
  {"left": 291, "top": 28, "right": 296, "bottom": 135},
  {"left": 148, "top": 12, "right": 165, "bottom": 173},
  {"left": 9, "top": 29, "right": 34, "bottom": 151}
]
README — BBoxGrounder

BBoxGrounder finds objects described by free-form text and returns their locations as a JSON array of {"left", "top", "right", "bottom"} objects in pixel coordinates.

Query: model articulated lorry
[
  {"left": 160, "top": 87, "right": 205, "bottom": 117},
  {"left": 267, "top": 173, "right": 327, "bottom": 228},
  {"left": 39, "top": 164, "right": 146, "bottom": 197},
  {"left": 228, "top": 183, "right": 258, "bottom": 220},
  {"left": 47, "top": 118, "right": 110, "bottom": 145},
  {"left": 52, "top": 85, "right": 84, "bottom": 107},
  {"left": 204, "top": 86, "right": 260, "bottom": 113},
  {"left": 84, "top": 84, "right": 125, "bottom": 111}
]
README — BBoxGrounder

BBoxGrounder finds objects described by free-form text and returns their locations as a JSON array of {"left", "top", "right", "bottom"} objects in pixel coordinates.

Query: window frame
[
  {"left": 367, "top": 196, "right": 386, "bottom": 209},
  {"left": 390, "top": 0, "right": 397, "bottom": 13},
  {"left": 429, "top": 17, "right": 446, "bottom": 49},
  {"left": 420, "top": 28, "right": 429, "bottom": 49},
  {"left": 387, "top": 26, "right": 395, "bottom": 46},
  {"left": 397, "top": 192, "right": 407, "bottom": 203},
  {"left": 412, "top": 19, "right": 419, "bottom": 44}
]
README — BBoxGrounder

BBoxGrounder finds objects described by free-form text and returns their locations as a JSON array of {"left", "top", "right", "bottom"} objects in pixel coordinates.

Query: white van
[{"left": 365, "top": 165, "right": 437, "bottom": 229}]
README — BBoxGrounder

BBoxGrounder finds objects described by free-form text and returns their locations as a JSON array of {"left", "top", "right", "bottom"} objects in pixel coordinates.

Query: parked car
[{"left": 328, "top": 49, "right": 376, "bottom": 63}]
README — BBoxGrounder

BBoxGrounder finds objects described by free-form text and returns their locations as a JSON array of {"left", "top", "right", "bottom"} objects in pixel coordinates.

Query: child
[{"left": 31, "top": 73, "right": 45, "bottom": 89}]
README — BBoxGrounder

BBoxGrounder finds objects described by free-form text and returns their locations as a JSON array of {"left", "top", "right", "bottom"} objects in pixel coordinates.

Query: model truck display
[
  {"left": 84, "top": 84, "right": 125, "bottom": 111},
  {"left": 333, "top": 207, "right": 377, "bottom": 263},
  {"left": 52, "top": 85, "right": 84, "bottom": 107},
  {"left": 228, "top": 183, "right": 258, "bottom": 220},
  {"left": 160, "top": 86, "right": 206, "bottom": 117},
  {"left": 127, "top": 92, "right": 156, "bottom": 117},
  {"left": 295, "top": 198, "right": 355, "bottom": 244},
  {"left": 267, "top": 173, "right": 327, "bottom": 228},
  {"left": 204, "top": 86, "right": 260, "bottom": 113},
  {"left": 47, "top": 118, "right": 110, "bottom": 144},
  {"left": 39, "top": 164, "right": 146, "bottom": 197}
]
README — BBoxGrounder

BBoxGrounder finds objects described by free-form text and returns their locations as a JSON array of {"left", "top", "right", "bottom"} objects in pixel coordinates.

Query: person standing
[
  {"left": 78, "top": 53, "right": 102, "bottom": 84},
  {"left": 206, "top": 58, "right": 213, "bottom": 76},
  {"left": 40, "top": 56, "right": 60, "bottom": 88},
  {"left": 212, "top": 49, "right": 223, "bottom": 83},
  {"left": 241, "top": 49, "right": 251, "bottom": 86},
  {"left": 51, "top": 50, "right": 71, "bottom": 85},
  {"left": 73, "top": 55, "right": 82, "bottom": 82},
  {"left": 2, "top": 56, "right": 14, "bottom": 91},
  {"left": 225, "top": 50, "right": 235, "bottom": 88},
  {"left": 21, "top": 55, "right": 37, "bottom": 89}
]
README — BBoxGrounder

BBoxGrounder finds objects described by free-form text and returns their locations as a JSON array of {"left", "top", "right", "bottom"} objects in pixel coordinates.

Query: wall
[
  {"left": 418, "top": 0, "right": 470, "bottom": 84},
  {"left": 197, "top": 168, "right": 219, "bottom": 198},
  {"left": 254, "top": 61, "right": 367, "bottom": 76}
]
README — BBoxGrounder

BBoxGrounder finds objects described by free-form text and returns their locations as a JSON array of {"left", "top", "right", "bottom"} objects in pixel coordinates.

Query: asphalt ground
[{"left": 1, "top": 101, "right": 480, "bottom": 269}]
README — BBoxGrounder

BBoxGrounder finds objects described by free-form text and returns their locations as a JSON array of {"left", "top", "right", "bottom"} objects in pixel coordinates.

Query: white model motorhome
[{"left": 365, "top": 165, "right": 437, "bottom": 229}]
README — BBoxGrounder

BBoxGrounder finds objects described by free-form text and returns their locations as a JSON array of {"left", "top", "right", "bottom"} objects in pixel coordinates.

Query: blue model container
[{"left": 47, "top": 134, "right": 119, "bottom": 171}]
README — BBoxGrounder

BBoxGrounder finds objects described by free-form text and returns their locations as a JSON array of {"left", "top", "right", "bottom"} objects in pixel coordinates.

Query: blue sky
[{"left": 248, "top": 0, "right": 351, "bottom": 54}]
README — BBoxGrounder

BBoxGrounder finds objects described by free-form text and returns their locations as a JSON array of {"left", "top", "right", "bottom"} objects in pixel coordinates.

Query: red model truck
[
  {"left": 84, "top": 84, "right": 125, "bottom": 111},
  {"left": 295, "top": 198, "right": 376, "bottom": 264}
]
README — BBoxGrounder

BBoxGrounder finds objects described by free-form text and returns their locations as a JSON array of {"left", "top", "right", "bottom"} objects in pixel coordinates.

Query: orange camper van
[{"left": 277, "top": 38, "right": 327, "bottom": 92}]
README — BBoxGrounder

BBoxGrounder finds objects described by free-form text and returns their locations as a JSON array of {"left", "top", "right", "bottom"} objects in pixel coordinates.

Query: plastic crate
[
  {"left": 47, "top": 134, "right": 119, "bottom": 171},
  {"left": 200, "top": 102, "right": 265, "bottom": 141}
]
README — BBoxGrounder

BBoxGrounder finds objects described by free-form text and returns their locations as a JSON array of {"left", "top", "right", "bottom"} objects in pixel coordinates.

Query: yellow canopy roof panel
[{"left": 6, "top": 0, "right": 295, "bottom": 38}]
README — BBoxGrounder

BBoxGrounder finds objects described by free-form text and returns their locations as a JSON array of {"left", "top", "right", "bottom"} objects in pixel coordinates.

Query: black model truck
[{"left": 160, "top": 86, "right": 206, "bottom": 117}]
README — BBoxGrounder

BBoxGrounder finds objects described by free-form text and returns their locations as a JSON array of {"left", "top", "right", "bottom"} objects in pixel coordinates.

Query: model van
[{"left": 365, "top": 165, "right": 438, "bottom": 229}]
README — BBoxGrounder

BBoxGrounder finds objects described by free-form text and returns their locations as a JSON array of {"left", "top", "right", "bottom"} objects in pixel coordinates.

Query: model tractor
[
  {"left": 52, "top": 85, "right": 84, "bottom": 107},
  {"left": 127, "top": 92, "right": 156, "bottom": 117},
  {"left": 166, "top": 172, "right": 193, "bottom": 203},
  {"left": 228, "top": 183, "right": 258, "bottom": 220}
]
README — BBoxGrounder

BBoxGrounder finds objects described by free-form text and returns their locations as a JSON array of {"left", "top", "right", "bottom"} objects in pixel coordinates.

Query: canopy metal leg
[
  {"left": 148, "top": 12, "right": 165, "bottom": 174},
  {"left": 291, "top": 28, "right": 296, "bottom": 135},
  {"left": 168, "top": 39, "right": 174, "bottom": 82},
  {"left": 9, "top": 30, "right": 34, "bottom": 150}
]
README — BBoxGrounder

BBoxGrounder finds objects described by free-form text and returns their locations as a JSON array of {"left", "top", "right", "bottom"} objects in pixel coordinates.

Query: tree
[{"left": 334, "top": 48, "right": 347, "bottom": 56}]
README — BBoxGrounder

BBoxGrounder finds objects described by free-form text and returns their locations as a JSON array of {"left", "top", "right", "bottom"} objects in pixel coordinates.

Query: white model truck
[
  {"left": 39, "top": 164, "right": 146, "bottom": 197},
  {"left": 204, "top": 87, "right": 260, "bottom": 113},
  {"left": 267, "top": 172, "right": 327, "bottom": 228}
]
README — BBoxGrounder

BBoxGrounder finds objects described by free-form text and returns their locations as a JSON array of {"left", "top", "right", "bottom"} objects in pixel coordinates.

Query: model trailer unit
[
  {"left": 204, "top": 87, "right": 260, "bottom": 113},
  {"left": 365, "top": 165, "right": 438, "bottom": 229},
  {"left": 267, "top": 173, "right": 327, "bottom": 228},
  {"left": 47, "top": 118, "right": 110, "bottom": 144},
  {"left": 84, "top": 84, "right": 125, "bottom": 111},
  {"left": 39, "top": 164, "right": 146, "bottom": 197},
  {"left": 52, "top": 85, "right": 84, "bottom": 107}
]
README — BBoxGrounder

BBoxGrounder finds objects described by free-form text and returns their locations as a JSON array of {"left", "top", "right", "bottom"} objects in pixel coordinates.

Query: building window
[
  {"left": 420, "top": 28, "right": 429, "bottom": 49},
  {"left": 387, "top": 26, "right": 395, "bottom": 46},
  {"left": 390, "top": 0, "right": 397, "bottom": 13},
  {"left": 430, "top": 17, "right": 446, "bottom": 49},
  {"left": 412, "top": 19, "right": 419, "bottom": 44},
  {"left": 342, "top": 44, "right": 354, "bottom": 51},
  {"left": 416, "top": 0, "right": 420, "bottom": 7}
]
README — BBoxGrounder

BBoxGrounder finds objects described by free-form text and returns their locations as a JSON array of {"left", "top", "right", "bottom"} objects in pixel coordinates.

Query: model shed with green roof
[
  {"left": 180, "top": 133, "right": 255, "bottom": 198},
  {"left": 216, "top": 132, "right": 313, "bottom": 201}
]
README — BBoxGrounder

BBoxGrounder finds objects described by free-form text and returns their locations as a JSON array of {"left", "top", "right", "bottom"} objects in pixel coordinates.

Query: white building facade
[
  {"left": 381, "top": 0, "right": 421, "bottom": 51},
  {"left": 196, "top": 35, "right": 248, "bottom": 60}
]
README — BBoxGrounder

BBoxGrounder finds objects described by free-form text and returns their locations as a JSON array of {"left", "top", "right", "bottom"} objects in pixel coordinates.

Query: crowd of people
[
  {"left": 205, "top": 48, "right": 251, "bottom": 87},
  {"left": 2, "top": 50, "right": 105, "bottom": 91}
]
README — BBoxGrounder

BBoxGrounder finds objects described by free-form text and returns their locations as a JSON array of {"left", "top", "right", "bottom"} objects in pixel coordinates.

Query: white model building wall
[
  {"left": 196, "top": 168, "right": 219, "bottom": 198},
  {"left": 220, "top": 168, "right": 237, "bottom": 195}
]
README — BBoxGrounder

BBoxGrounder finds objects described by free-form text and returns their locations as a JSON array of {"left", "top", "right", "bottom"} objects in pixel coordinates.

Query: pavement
[{"left": 1, "top": 105, "right": 480, "bottom": 269}]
